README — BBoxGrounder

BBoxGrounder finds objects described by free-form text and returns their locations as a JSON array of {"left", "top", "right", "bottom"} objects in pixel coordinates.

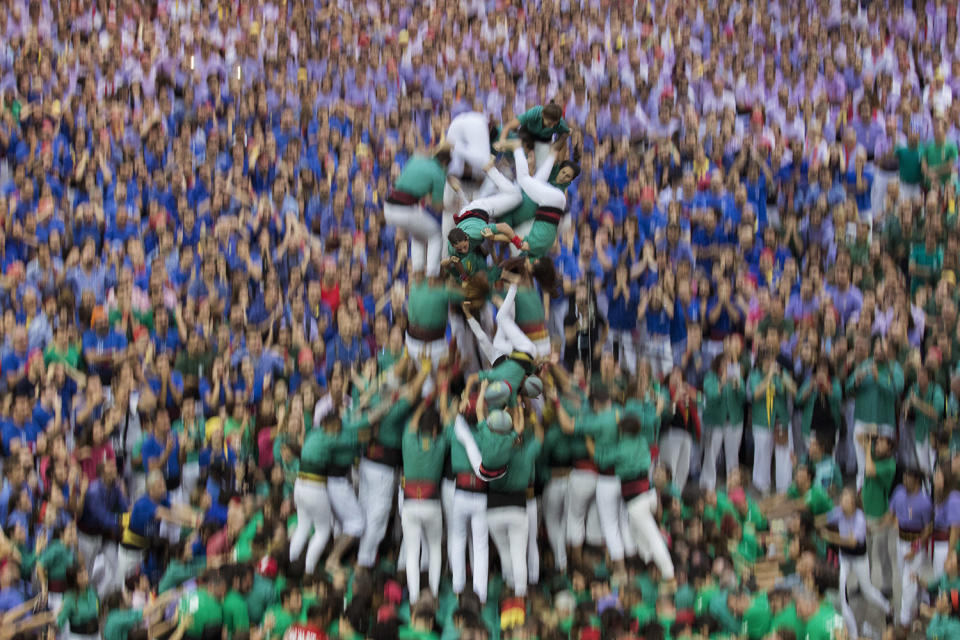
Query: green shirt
[
  {"left": 741, "top": 592, "right": 771, "bottom": 640},
  {"left": 895, "top": 145, "right": 923, "bottom": 185},
  {"left": 38, "top": 539, "right": 76, "bottom": 582},
  {"left": 489, "top": 433, "right": 541, "bottom": 493},
  {"left": 624, "top": 386, "right": 669, "bottom": 443},
  {"left": 477, "top": 359, "right": 528, "bottom": 406},
  {"left": 845, "top": 359, "right": 904, "bottom": 427},
  {"left": 265, "top": 604, "right": 296, "bottom": 639},
  {"left": 375, "top": 397, "right": 413, "bottom": 450},
  {"left": 224, "top": 589, "right": 251, "bottom": 636},
  {"left": 928, "top": 613, "right": 960, "bottom": 640},
  {"left": 770, "top": 603, "right": 804, "bottom": 639},
  {"left": 57, "top": 586, "right": 99, "bottom": 630},
  {"left": 43, "top": 343, "right": 81, "bottom": 368},
  {"left": 300, "top": 424, "right": 361, "bottom": 476},
  {"left": 103, "top": 609, "right": 143, "bottom": 640},
  {"left": 158, "top": 558, "right": 206, "bottom": 594},
  {"left": 402, "top": 427, "right": 449, "bottom": 483},
  {"left": 172, "top": 416, "right": 207, "bottom": 464},
  {"left": 245, "top": 574, "right": 277, "bottom": 625},
  {"left": 909, "top": 381, "right": 945, "bottom": 442},
  {"left": 394, "top": 155, "right": 446, "bottom": 204},
  {"left": 517, "top": 105, "right": 570, "bottom": 140},
  {"left": 921, "top": 140, "right": 958, "bottom": 186},
  {"left": 707, "top": 591, "right": 740, "bottom": 635},
  {"left": 512, "top": 285, "right": 545, "bottom": 326},
  {"left": 748, "top": 370, "right": 790, "bottom": 428},
  {"left": 407, "top": 282, "right": 463, "bottom": 331},
  {"left": 862, "top": 454, "right": 897, "bottom": 517},
  {"left": 450, "top": 217, "right": 497, "bottom": 255},
  {"left": 796, "top": 378, "right": 842, "bottom": 439},
  {"left": 181, "top": 588, "right": 224, "bottom": 637},
  {"left": 803, "top": 601, "right": 844, "bottom": 640},
  {"left": 574, "top": 405, "right": 622, "bottom": 469},
  {"left": 910, "top": 242, "right": 944, "bottom": 293},
  {"left": 524, "top": 218, "right": 561, "bottom": 258},
  {"left": 607, "top": 433, "right": 652, "bottom": 481}
]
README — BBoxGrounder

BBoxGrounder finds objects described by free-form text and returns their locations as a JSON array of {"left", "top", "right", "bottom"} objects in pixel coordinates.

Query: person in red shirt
[{"left": 284, "top": 602, "right": 336, "bottom": 640}]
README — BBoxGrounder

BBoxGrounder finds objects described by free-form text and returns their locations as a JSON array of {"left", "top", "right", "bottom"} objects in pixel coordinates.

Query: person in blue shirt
[
  {"left": 325, "top": 306, "right": 372, "bottom": 378},
  {"left": 147, "top": 352, "right": 184, "bottom": 414},
  {"left": 67, "top": 237, "right": 113, "bottom": 304},
  {"left": 76, "top": 459, "right": 128, "bottom": 594},
  {"left": 140, "top": 409, "right": 185, "bottom": 503},
  {"left": 639, "top": 283, "right": 674, "bottom": 380},
  {"left": 604, "top": 262, "right": 641, "bottom": 376},
  {"left": 845, "top": 150, "right": 874, "bottom": 220},
  {"left": 82, "top": 306, "right": 127, "bottom": 385}
]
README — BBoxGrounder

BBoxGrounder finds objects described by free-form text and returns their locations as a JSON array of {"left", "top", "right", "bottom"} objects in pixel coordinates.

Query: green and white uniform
[
  {"left": 385, "top": 155, "right": 447, "bottom": 277},
  {"left": 406, "top": 280, "right": 464, "bottom": 369}
]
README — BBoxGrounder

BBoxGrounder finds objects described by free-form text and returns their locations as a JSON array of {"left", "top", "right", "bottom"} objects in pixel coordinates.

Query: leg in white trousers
[
  {"left": 465, "top": 167, "right": 522, "bottom": 218},
  {"left": 494, "top": 284, "right": 538, "bottom": 356},
  {"left": 116, "top": 546, "right": 144, "bottom": 592},
  {"left": 290, "top": 478, "right": 334, "bottom": 574},
  {"left": 446, "top": 112, "right": 491, "bottom": 179},
  {"left": 774, "top": 428, "right": 793, "bottom": 494},
  {"left": 595, "top": 475, "right": 627, "bottom": 562},
  {"left": 626, "top": 490, "right": 675, "bottom": 580},
  {"left": 723, "top": 423, "right": 742, "bottom": 477},
  {"left": 449, "top": 490, "right": 489, "bottom": 602},
  {"left": 401, "top": 499, "right": 443, "bottom": 603},
  {"left": 915, "top": 438, "right": 935, "bottom": 478},
  {"left": 659, "top": 430, "right": 692, "bottom": 492},
  {"left": 868, "top": 516, "right": 894, "bottom": 592},
  {"left": 327, "top": 476, "right": 366, "bottom": 538},
  {"left": 543, "top": 476, "right": 568, "bottom": 571},
  {"left": 752, "top": 426, "right": 773, "bottom": 494},
  {"left": 466, "top": 315, "right": 502, "bottom": 367},
  {"left": 565, "top": 470, "right": 598, "bottom": 548},
  {"left": 527, "top": 498, "right": 539, "bottom": 586},
  {"left": 357, "top": 459, "right": 399, "bottom": 568},
  {"left": 514, "top": 148, "right": 566, "bottom": 209},
  {"left": 897, "top": 538, "right": 924, "bottom": 626},
  {"left": 700, "top": 426, "right": 724, "bottom": 491},
  {"left": 384, "top": 203, "right": 443, "bottom": 277},
  {"left": 839, "top": 553, "right": 890, "bottom": 639},
  {"left": 853, "top": 420, "right": 874, "bottom": 491},
  {"left": 606, "top": 330, "right": 637, "bottom": 377},
  {"left": 933, "top": 541, "right": 949, "bottom": 582},
  {"left": 487, "top": 506, "right": 529, "bottom": 596}
]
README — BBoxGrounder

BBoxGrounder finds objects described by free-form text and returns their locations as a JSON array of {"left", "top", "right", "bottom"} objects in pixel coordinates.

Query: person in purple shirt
[
  {"left": 931, "top": 467, "right": 960, "bottom": 580},
  {"left": 827, "top": 265, "right": 863, "bottom": 331},
  {"left": 888, "top": 466, "right": 933, "bottom": 626},
  {"left": 821, "top": 487, "right": 890, "bottom": 638}
]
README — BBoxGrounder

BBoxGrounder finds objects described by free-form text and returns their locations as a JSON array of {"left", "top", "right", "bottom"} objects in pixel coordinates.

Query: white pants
[
  {"left": 401, "top": 499, "right": 443, "bottom": 603},
  {"left": 447, "top": 112, "right": 491, "bottom": 179},
  {"left": 915, "top": 438, "right": 935, "bottom": 478},
  {"left": 182, "top": 460, "right": 201, "bottom": 498},
  {"left": 514, "top": 147, "right": 565, "bottom": 208},
  {"left": 488, "top": 505, "right": 529, "bottom": 595},
  {"left": 626, "top": 490, "right": 674, "bottom": 580},
  {"left": 543, "top": 476, "right": 568, "bottom": 571},
  {"left": 357, "top": 459, "right": 399, "bottom": 568},
  {"left": 854, "top": 420, "right": 878, "bottom": 491},
  {"left": 839, "top": 552, "right": 890, "bottom": 639},
  {"left": 700, "top": 425, "right": 725, "bottom": 491},
  {"left": 492, "top": 284, "right": 538, "bottom": 357},
  {"left": 659, "top": 430, "right": 692, "bottom": 492},
  {"left": 384, "top": 202, "right": 442, "bottom": 277},
  {"left": 606, "top": 329, "right": 638, "bottom": 376},
  {"left": 290, "top": 478, "right": 333, "bottom": 574},
  {"left": 933, "top": 540, "right": 950, "bottom": 582},
  {"left": 868, "top": 516, "right": 895, "bottom": 593},
  {"left": 116, "top": 545, "right": 144, "bottom": 589},
  {"left": 565, "top": 469, "right": 598, "bottom": 547},
  {"left": 462, "top": 166, "right": 522, "bottom": 218},
  {"left": 466, "top": 315, "right": 503, "bottom": 368},
  {"left": 595, "top": 474, "right": 632, "bottom": 562},
  {"left": 645, "top": 334, "right": 673, "bottom": 380},
  {"left": 897, "top": 538, "right": 925, "bottom": 626},
  {"left": 899, "top": 182, "right": 922, "bottom": 204},
  {"left": 526, "top": 497, "right": 539, "bottom": 586},
  {"left": 449, "top": 490, "right": 489, "bottom": 602},
  {"left": 752, "top": 426, "right": 792, "bottom": 494},
  {"left": 405, "top": 334, "right": 449, "bottom": 371},
  {"left": 328, "top": 475, "right": 365, "bottom": 538}
]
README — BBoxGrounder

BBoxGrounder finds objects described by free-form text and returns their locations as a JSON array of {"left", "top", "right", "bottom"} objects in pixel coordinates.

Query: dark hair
[
  {"left": 433, "top": 149, "right": 451, "bottom": 166},
  {"left": 556, "top": 160, "right": 581, "bottom": 181},
  {"left": 448, "top": 228, "right": 469, "bottom": 245},
  {"left": 618, "top": 415, "right": 641, "bottom": 436},
  {"left": 532, "top": 257, "right": 561, "bottom": 298},
  {"left": 418, "top": 405, "right": 441, "bottom": 437},
  {"left": 543, "top": 102, "right": 563, "bottom": 122}
]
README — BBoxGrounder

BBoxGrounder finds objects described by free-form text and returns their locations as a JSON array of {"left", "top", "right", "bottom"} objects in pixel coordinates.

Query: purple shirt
[
  {"left": 827, "top": 506, "right": 868, "bottom": 549},
  {"left": 889, "top": 485, "right": 933, "bottom": 531},
  {"left": 934, "top": 491, "right": 960, "bottom": 532}
]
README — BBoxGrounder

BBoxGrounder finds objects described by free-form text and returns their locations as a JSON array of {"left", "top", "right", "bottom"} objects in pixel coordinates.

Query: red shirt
[
  {"left": 285, "top": 623, "right": 326, "bottom": 640},
  {"left": 320, "top": 283, "right": 341, "bottom": 316}
]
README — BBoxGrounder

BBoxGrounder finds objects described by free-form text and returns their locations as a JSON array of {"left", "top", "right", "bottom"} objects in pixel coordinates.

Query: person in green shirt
[
  {"left": 384, "top": 150, "right": 453, "bottom": 278},
  {"left": 399, "top": 600, "right": 441, "bottom": 640},
  {"left": 487, "top": 406, "right": 542, "bottom": 598},
  {"left": 700, "top": 354, "right": 745, "bottom": 491},
  {"left": 748, "top": 349, "right": 796, "bottom": 494},
  {"left": 794, "top": 357, "right": 842, "bottom": 452},
  {"left": 405, "top": 274, "right": 465, "bottom": 370},
  {"left": 180, "top": 570, "right": 226, "bottom": 640},
  {"left": 498, "top": 102, "right": 571, "bottom": 169},
  {"left": 223, "top": 565, "right": 251, "bottom": 638},
  {"left": 921, "top": 118, "right": 958, "bottom": 189},
  {"left": 797, "top": 590, "right": 845, "bottom": 640},
  {"left": 741, "top": 590, "right": 772, "bottom": 639},
  {"left": 707, "top": 589, "right": 752, "bottom": 636},
  {"left": 906, "top": 359, "right": 944, "bottom": 478},
  {"left": 768, "top": 588, "right": 805, "bottom": 640},
  {"left": 909, "top": 227, "right": 944, "bottom": 294},
  {"left": 57, "top": 565, "right": 101, "bottom": 637},
  {"left": 264, "top": 586, "right": 302, "bottom": 640},
  {"left": 37, "top": 521, "right": 78, "bottom": 613},
  {"left": 401, "top": 402, "right": 450, "bottom": 603},
  {"left": 894, "top": 128, "right": 924, "bottom": 198}
]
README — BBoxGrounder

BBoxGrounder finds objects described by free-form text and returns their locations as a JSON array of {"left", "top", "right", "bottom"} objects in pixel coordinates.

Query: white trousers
[
  {"left": 462, "top": 166, "right": 522, "bottom": 218},
  {"left": 596, "top": 474, "right": 632, "bottom": 562},
  {"left": 752, "top": 426, "right": 792, "bottom": 494},
  {"left": 565, "top": 469, "right": 598, "bottom": 547},
  {"left": 868, "top": 516, "right": 895, "bottom": 593},
  {"left": 839, "top": 552, "right": 890, "bottom": 639},
  {"left": 290, "top": 478, "right": 333, "bottom": 574},
  {"left": 493, "top": 283, "right": 538, "bottom": 357},
  {"left": 514, "top": 147, "right": 565, "bottom": 208},
  {"left": 182, "top": 460, "right": 201, "bottom": 498},
  {"left": 854, "top": 420, "right": 878, "bottom": 491},
  {"left": 659, "top": 430, "right": 692, "bottom": 492},
  {"left": 449, "top": 490, "right": 489, "bottom": 602},
  {"left": 626, "top": 490, "right": 675, "bottom": 580},
  {"left": 645, "top": 334, "right": 673, "bottom": 380},
  {"left": 605, "top": 329, "right": 638, "bottom": 376},
  {"left": 915, "top": 438, "right": 935, "bottom": 479},
  {"left": 116, "top": 545, "right": 144, "bottom": 588},
  {"left": 357, "top": 459, "right": 399, "bottom": 568},
  {"left": 700, "top": 425, "right": 725, "bottom": 491},
  {"left": 897, "top": 538, "right": 925, "bottom": 626},
  {"left": 526, "top": 497, "right": 539, "bottom": 586},
  {"left": 405, "top": 334, "right": 449, "bottom": 371},
  {"left": 466, "top": 315, "right": 503, "bottom": 368},
  {"left": 384, "top": 202, "right": 442, "bottom": 277},
  {"left": 488, "top": 505, "right": 529, "bottom": 595},
  {"left": 328, "top": 475, "right": 365, "bottom": 538},
  {"left": 401, "top": 499, "right": 443, "bottom": 603},
  {"left": 447, "top": 112, "right": 491, "bottom": 179},
  {"left": 933, "top": 540, "right": 950, "bottom": 582},
  {"left": 543, "top": 476, "right": 568, "bottom": 571}
]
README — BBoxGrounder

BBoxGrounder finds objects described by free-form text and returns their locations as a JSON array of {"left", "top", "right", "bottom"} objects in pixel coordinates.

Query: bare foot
[
  {"left": 494, "top": 139, "right": 521, "bottom": 153},
  {"left": 484, "top": 154, "right": 497, "bottom": 172},
  {"left": 447, "top": 175, "right": 462, "bottom": 193}
]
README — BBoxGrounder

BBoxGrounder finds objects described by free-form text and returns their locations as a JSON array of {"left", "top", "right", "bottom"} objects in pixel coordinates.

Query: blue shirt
[
  {"left": 142, "top": 435, "right": 182, "bottom": 483},
  {"left": 127, "top": 494, "right": 170, "bottom": 538},
  {"left": 645, "top": 305, "right": 671, "bottom": 336},
  {"left": 78, "top": 480, "right": 128, "bottom": 536}
]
